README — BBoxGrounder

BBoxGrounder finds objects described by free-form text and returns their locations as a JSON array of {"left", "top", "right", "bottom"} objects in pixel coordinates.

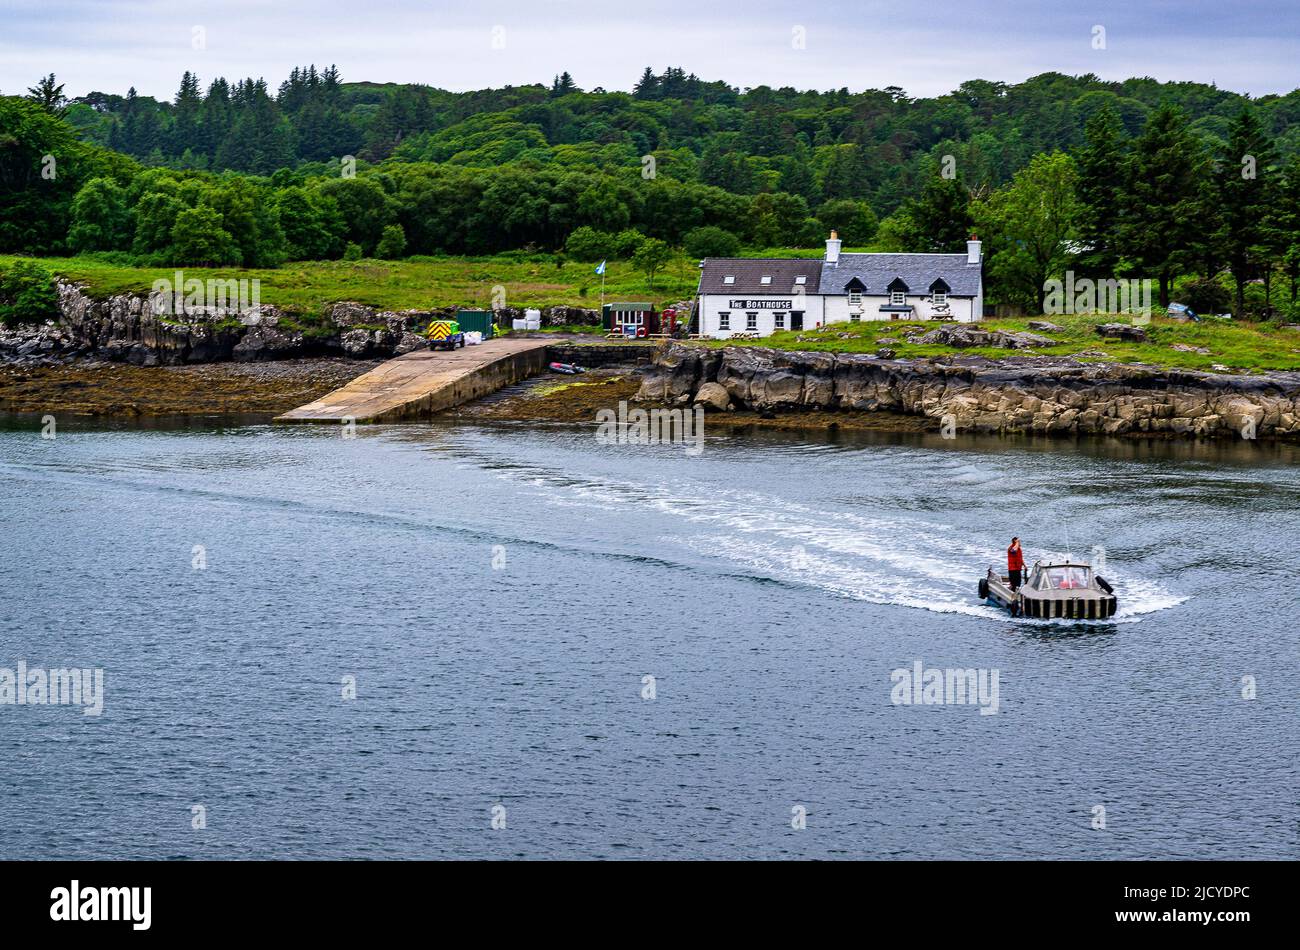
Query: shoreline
[{"left": 5, "top": 353, "right": 1297, "bottom": 447}]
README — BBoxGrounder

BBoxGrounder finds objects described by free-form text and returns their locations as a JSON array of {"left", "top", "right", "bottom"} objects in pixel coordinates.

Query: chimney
[
  {"left": 825, "top": 230, "right": 841, "bottom": 264},
  {"left": 967, "top": 235, "right": 981, "bottom": 265}
]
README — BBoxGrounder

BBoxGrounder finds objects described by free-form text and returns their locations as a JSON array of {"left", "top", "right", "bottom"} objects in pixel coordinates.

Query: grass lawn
[
  {"left": 721, "top": 314, "right": 1300, "bottom": 373},
  {"left": 0, "top": 254, "right": 701, "bottom": 315}
]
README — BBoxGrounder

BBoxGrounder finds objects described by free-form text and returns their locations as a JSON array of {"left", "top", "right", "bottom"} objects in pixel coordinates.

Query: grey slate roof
[
  {"left": 698, "top": 258, "right": 824, "bottom": 295},
  {"left": 818, "top": 253, "right": 981, "bottom": 296}
]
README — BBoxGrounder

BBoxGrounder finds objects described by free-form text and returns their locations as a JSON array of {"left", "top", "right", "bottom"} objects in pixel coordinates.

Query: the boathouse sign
[{"left": 728, "top": 299, "right": 793, "bottom": 309}]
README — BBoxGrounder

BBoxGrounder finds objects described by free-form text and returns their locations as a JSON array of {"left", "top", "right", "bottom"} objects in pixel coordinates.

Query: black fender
[
  {"left": 978, "top": 578, "right": 990, "bottom": 600},
  {"left": 1096, "top": 576, "right": 1113, "bottom": 594}
]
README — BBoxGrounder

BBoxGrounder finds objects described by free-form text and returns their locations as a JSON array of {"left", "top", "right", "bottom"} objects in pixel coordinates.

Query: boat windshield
[{"left": 1042, "top": 566, "right": 1090, "bottom": 589}]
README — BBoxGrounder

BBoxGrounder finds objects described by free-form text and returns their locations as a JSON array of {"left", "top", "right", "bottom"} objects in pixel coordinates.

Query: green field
[
  {"left": 730, "top": 314, "right": 1300, "bottom": 373},
  {"left": 0, "top": 254, "right": 702, "bottom": 314}
]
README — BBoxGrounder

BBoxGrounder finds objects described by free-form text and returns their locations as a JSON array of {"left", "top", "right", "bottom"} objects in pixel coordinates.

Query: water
[{"left": 1, "top": 415, "right": 1296, "bottom": 859}]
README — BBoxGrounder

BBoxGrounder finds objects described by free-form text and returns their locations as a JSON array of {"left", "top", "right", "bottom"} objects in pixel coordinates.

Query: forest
[{"left": 3, "top": 65, "right": 1300, "bottom": 317}]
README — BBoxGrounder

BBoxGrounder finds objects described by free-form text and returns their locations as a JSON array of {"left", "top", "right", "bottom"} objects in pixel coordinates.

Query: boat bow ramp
[{"left": 276, "top": 337, "right": 552, "bottom": 423}]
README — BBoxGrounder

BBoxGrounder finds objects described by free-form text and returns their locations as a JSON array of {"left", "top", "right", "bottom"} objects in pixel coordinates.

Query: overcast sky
[{"left": 3, "top": 0, "right": 1298, "bottom": 102}]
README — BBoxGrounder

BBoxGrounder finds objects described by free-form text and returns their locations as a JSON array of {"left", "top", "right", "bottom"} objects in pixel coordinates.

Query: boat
[
  {"left": 979, "top": 559, "right": 1117, "bottom": 619},
  {"left": 548, "top": 361, "right": 585, "bottom": 374}
]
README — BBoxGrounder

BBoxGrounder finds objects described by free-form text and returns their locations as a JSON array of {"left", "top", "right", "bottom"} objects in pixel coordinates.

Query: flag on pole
[{"left": 595, "top": 260, "right": 606, "bottom": 275}]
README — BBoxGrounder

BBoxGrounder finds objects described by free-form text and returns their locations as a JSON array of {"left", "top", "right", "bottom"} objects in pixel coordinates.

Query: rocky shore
[
  {"left": 0, "top": 282, "right": 600, "bottom": 367},
  {"left": 0, "top": 358, "right": 381, "bottom": 417},
  {"left": 635, "top": 343, "right": 1300, "bottom": 440}
]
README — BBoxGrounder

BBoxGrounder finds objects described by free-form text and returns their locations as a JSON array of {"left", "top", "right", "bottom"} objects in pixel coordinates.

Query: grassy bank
[
  {"left": 730, "top": 314, "right": 1300, "bottom": 373},
  {"left": 0, "top": 254, "right": 700, "bottom": 314}
]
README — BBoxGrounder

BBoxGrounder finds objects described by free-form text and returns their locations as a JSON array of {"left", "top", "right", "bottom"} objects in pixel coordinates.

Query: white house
[
  {"left": 695, "top": 258, "right": 827, "bottom": 338},
  {"left": 695, "top": 232, "right": 983, "bottom": 339}
]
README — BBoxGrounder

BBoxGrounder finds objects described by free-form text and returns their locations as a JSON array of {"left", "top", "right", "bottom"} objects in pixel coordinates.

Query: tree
[
  {"left": 893, "top": 176, "right": 973, "bottom": 253},
  {"left": 375, "top": 223, "right": 407, "bottom": 258},
  {"left": 564, "top": 226, "right": 612, "bottom": 262},
  {"left": 683, "top": 226, "right": 740, "bottom": 258},
  {"left": 67, "top": 178, "right": 133, "bottom": 252},
  {"left": 748, "top": 192, "right": 809, "bottom": 247},
  {"left": 132, "top": 190, "right": 187, "bottom": 257},
  {"left": 1075, "top": 105, "right": 1126, "bottom": 276},
  {"left": 316, "top": 176, "right": 395, "bottom": 254},
  {"left": 1117, "top": 104, "right": 1207, "bottom": 308},
  {"left": 0, "top": 260, "right": 57, "bottom": 326},
  {"left": 632, "top": 68, "right": 660, "bottom": 100},
  {"left": 1275, "top": 154, "right": 1300, "bottom": 308},
  {"left": 1215, "top": 108, "right": 1278, "bottom": 315},
  {"left": 632, "top": 237, "right": 672, "bottom": 290},
  {"left": 26, "top": 74, "right": 67, "bottom": 116},
  {"left": 550, "top": 72, "right": 578, "bottom": 97},
  {"left": 169, "top": 205, "right": 239, "bottom": 266},
  {"left": 975, "top": 151, "right": 1082, "bottom": 313},
  {"left": 815, "top": 199, "right": 878, "bottom": 247},
  {"left": 171, "top": 71, "right": 203, "bottom": 157},
  {"left": 273, "top": 187, "right": 344, "bottom": 260}
]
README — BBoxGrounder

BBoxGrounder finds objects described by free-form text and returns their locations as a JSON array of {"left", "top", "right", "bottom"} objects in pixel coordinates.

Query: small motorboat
[
  {"left": 548, "top": 361, "right": 585, "bottom": 374},
  {"left": 979, "top": 559, "right": 1117, "bottom": 619}
]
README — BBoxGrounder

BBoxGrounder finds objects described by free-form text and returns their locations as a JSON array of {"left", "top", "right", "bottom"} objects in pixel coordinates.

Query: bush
[
  {"left": 342, "top": 242, "right": 363, "bottom": 261},
  {"left": 682, "top": 226, "right": 740, "bottom": 259},
  {"left": 611, "top": 228, "right": 646, "bottom": 258},
  {"left": 0, "top": 260, "right": 58, "bottom": 326},
  {"left": 375, "top": 224, "right": 407, "bottom": 259},
  {"left": 1175, "top": 276, "right": 1231, "bottom": 316},
  {"left": 564, "top": 226, "right": 611, "bottom": 262}
]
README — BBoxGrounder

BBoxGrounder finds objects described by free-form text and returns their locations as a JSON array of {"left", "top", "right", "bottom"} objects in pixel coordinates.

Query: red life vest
[{"left": 1008, "top": 546, "right": 1025, "bottom": 571}]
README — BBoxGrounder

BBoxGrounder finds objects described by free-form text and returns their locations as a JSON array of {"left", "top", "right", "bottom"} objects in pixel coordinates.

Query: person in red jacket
[{"left": 1007, "top": 537, "right": 1026, "bottom": 590}]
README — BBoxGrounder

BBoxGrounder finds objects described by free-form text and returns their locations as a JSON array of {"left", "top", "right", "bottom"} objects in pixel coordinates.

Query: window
[
  {"left": 723, "top": 275, "right": 735, "bottom": 285},
  {"left": 850, "top": 312, "right": 860, "bottom": 323},
  {"left": 746, "top": 312, "right": 758, "bottom": 331},
  {"left": 932, "top": 292, "right": 947, "bottom": 306},
  {"left": 848, "top": 292, "right": 862, "bottom": 308},
  {"left": 718, "top": 312, "right": 730, "bottom": 330},
  {"left": 760, "top": 275, "right": 772, "bottom": 285},
  {"left": 890, "top": 291, "right": 906, "bottom": 306},
  {"left": 794, "top": 276, "right": 807, "bottom": 285},
  {"left": 774, "top": 312, "right": 785, "bottom": 330},
  {"left": 621, "top": 311, "right": 644, "bottom": 326}
]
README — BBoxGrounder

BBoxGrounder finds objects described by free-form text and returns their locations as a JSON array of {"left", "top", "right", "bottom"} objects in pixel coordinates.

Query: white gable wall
[{"left": 697, "top": 293, "right": 827, "bottom": 339}]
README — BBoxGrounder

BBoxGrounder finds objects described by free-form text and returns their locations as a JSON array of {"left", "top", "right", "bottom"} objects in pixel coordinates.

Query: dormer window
[
  {"left": 723, "top": 275, "right": 735, "bottom": 285},
  {"left": 931, "top": 291, "right": 948, "bottom": 306},
  {"left": 890, "top": 291, "right": 906, "bottom": 306},
  {"left": 794, "top": 276, "right": 806, "bottom": 285},
  {"left": 760, "top": 275, "right": 772, "bottom": 285}
]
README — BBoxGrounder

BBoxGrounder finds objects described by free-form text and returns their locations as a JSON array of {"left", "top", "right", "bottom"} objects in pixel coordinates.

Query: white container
[
  {"left": 465, "top": 331, "right": 483, "bottom": 345},
  {"left": 512, "top": 318, "right": 526, "bottom": 331}
]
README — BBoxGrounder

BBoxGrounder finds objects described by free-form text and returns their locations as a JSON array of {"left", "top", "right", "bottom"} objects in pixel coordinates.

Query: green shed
[{"left": 456, "top": 309, "right": 495, "bottom": 339}]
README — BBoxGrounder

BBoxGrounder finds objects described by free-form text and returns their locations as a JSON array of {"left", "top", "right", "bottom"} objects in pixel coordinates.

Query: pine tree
[
  {"left": 632, "top": 67, "right": 659, "bottom": 100},
  {"left": 1117, "top": 104, "right": 1207, "bottom": 307},
  {"left": 1216, "top": 107, "right": 1278, "bottom": 315},
  {"left": 1075, "top": 105, "right": 1126, "bottom": 276},
  {"left": 26, "top": 73, "right": 67, "bottom": 116},
  {"left": 550, "top": 72, "right": 577, "bottom": 97}
]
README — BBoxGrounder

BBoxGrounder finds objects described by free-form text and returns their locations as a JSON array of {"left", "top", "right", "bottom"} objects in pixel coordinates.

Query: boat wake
[{"left": 469, "top": 451, "right": 1186, "bottom": 624}]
